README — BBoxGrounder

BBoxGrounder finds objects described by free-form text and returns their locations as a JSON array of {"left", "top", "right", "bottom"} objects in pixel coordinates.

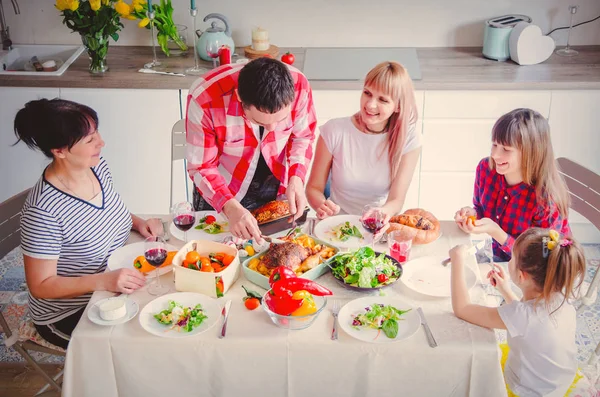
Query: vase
[
  {"left": 166, "top": 24, "right": 189, "bottom": 57},
  {"left": 81, "top": 34, "right": 110, "bottom": 74}
]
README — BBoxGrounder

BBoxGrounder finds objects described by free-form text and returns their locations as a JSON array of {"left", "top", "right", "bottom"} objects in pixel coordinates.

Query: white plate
[
  {"left": 87, "top": 297, "right": 139, "bottom": 326},
  {"left": 138, "top": 292, "right": 221, "bottom": 338},
  {"left": 313, "top": 215, "right": 372, "bottom": 250},
  {"left": 107, "top": 242, "right": 178, "bottom": 278},
  {"left": 401, "top": 255, "right": 477, "bottom": 298},
  {"left": 338, "top": 296, "right": 420, "bottom": 343},
  {"left": 169, "top": 211, "right": 231, "bottom": 242}
]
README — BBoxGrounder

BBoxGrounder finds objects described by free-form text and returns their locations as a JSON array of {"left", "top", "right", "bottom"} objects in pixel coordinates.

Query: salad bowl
[
  {"left": 261, "top": 290, "right": 328, "bottom": 330},
  {"left": 327, "top": 247, "right": 403, "bottom": 291}
]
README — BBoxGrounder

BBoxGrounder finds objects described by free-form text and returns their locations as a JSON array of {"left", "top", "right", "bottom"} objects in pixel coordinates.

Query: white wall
[{"left": 5, "top": 0, "right": 600, "bottom": 48}]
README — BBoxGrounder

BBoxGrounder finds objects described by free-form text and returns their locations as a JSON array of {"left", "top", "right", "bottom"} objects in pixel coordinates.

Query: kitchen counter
[{"left": 1, "top": 46, "right": 599, "bottom": 90}]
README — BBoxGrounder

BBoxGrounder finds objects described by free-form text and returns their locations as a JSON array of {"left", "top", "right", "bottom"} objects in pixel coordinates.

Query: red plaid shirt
[
  {"left": 473, "top": 158, "right": 570, "bottom": 260},
  {"left": 185, "top": 64, "right": 317, "bottom": 212}
]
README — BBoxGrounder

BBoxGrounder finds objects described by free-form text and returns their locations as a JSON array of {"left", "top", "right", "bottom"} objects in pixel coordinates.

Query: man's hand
[
  {"left": 286, "top": 175, "right": 307, "bottom": 221},
  {"left": 223, "top": 199, "right": 263, "bottom": 243}
]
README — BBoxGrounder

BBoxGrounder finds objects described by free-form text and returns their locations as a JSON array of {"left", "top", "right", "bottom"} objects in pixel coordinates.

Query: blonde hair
[
  {"left": 513, "top": 228, "right": 586, "bottom": 313},
  {"left": 354, "top": 61, "right": 418, "bottom": 180},
  {"left": 489, "top": 108, "right": 570, "bottom": 218}
]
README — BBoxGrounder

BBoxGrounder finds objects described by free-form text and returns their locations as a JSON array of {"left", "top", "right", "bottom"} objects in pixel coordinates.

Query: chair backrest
[
  {"left": 557, "top": 157, "right": 600, "bottom": 231},
  {"left": 0, "top": 189, "right": 31, "bottom": 259},
  {"left": 172, "top": 119, "right": 186, "bottom": 161}
]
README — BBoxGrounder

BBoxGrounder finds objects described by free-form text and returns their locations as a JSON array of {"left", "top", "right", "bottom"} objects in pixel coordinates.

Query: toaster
[{"left": 483, "top": 14, "right": 532, "bottom": 61}]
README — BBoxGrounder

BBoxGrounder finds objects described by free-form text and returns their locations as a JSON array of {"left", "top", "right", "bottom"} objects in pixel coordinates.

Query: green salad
[
  {"left": 330, "top": 221, "right": 363, "bottom": 242},
  {"left": 352, "top": 304, "right": 411, "bottom": 339},
  {"left": 194, "top": 215, "right": 228, "bottom": 234},
  {"left": 329, "top": 247, "right": 401, "bottom": 288},
  {"left": 154, "top": 300, "right": 207, "bottom": 332}
]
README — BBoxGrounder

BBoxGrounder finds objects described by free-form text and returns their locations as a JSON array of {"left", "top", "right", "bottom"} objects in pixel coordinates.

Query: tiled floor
[{"left": 1, "top": 246, "right": 599, "bottom": 394}]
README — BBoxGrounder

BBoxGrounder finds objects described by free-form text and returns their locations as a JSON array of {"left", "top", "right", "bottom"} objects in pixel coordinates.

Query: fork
[{"left": 331, "top": 300, "right": 340, "bottom": 340}]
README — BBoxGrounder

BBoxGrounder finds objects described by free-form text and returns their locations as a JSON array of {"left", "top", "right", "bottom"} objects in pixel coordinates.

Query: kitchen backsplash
[{"left": 5, "top": 0, "right": 600, "bottom": 48}]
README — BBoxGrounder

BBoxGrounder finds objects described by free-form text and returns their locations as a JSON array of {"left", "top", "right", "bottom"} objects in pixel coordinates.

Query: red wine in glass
[
  {"left": 362, "top": 217, "right": 385, "bottom": 234},
  {"left": 145, "top": 248, "right": 167, "bottom": 267},
  {"left": 173, "top": 214, "right": 195, "bottom": 232}
]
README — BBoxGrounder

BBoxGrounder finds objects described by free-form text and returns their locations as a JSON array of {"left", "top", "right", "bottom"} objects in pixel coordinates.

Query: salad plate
[
  {"left": 401, "top": 255, "right": 477, "bottom": 298},
  {"left": 338, "top": 296, "right": 420, "bottom": 343},
  {"left": 107, "top": 242, "right": 179, "bottom": 278},
  {"left": 313, "top": 215, "right": 372, "bottom": 250},
  {"left": 169, "top": 211, "right": 231, "bottom": 242},
  {"left": 139, "top": 292, "right": 221, "bottom": 338},
  {"left": 328, "top": 247, "right": 402, "bottom": 291}
]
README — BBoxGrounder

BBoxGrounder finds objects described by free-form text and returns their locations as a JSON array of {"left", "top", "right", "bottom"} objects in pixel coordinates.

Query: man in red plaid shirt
[{"left": 186, "top": 58, "right": 317, "bottom": 242}]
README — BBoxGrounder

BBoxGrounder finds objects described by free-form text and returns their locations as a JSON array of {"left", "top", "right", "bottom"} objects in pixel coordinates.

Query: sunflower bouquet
[{"left": 116, "top": 0, "right": 188, "bottom": 56}]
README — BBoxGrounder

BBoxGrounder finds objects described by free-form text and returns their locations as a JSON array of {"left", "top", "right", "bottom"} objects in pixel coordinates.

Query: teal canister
[{"left": 483, "top": 14, "right": 531, "bottom": 61}]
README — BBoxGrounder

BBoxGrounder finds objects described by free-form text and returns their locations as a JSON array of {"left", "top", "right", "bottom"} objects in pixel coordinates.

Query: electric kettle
[{"left": 195, "top": 13, "right": 235, "bottom": 62}]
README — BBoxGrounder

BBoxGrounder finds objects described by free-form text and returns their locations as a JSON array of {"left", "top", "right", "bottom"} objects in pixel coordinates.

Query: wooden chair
[
  {"left": 557, "top": 157, "right": 600, "bottom": 364},
  {"left": 170, "top": 119, "right": 189, "bottom": 210},
  {"left": 0, "top": 189, "right": 66, "bottom": 395}
]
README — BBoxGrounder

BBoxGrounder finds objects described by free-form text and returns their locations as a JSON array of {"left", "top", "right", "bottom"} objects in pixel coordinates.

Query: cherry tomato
[
  {"left": 244, "top": 297, "right": 260, "bottom": 310},
  {"left": 281, "top": 52, "right": 295, "bottom": 65},
  {"left": 377, "top": 274, "right": 389, "bottom": 283},
  {"left": 205, "top": 215, "right": 217, "bottom": 225}
]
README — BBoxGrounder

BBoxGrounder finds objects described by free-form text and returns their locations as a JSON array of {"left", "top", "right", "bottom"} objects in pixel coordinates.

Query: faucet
[{"left": 0, "top": 0, "right": 20, "bottom": 51}]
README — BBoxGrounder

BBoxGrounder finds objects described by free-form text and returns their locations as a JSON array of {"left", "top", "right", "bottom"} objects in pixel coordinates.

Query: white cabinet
[
  {"left": 0, "top": 87, "right": 58, "bottom": 203},
  {"left": 420, "top": 90, "right": 552, "bottom": 220},
  {"left": 59, "top": 88, "right": 181, "bottom": 214}
]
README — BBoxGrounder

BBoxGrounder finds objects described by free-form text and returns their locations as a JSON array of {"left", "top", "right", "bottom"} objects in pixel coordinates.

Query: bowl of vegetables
[
  {"left": 327, "top": 247, "right": 402, "bottom": 291},
  {"left": 261, "top": 266, "right": 332, "bottom": 330}
]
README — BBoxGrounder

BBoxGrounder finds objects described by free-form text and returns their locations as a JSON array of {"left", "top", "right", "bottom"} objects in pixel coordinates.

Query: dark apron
[{"left": 193, "top": 126, "right": 280, "bottom": 211}]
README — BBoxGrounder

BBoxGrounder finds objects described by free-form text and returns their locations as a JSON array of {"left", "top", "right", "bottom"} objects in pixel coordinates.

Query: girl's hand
[
  {"left": 449, "top": 244, "right": 468, "bottom": 266},
  {"left": 470, "top": 217, "right": 501, "bottom": 236},
  {"left": 101, "top": 269, "right": 146, "bottom": 294},
  {"left": 487, "top": 263, "right": 511, "bottom": 295},
  {"left": 136, "top": 218, "right": 164, "bottom": 238},
  {"left": 316, "top": 199, "right": 340, "bottom": 220},
  {"left": 454, "top": 207, "right": 476, "bottom": 233}
]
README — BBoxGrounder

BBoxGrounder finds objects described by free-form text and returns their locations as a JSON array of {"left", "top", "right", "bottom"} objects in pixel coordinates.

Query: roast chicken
[{"left": 261, "top": 242, "right": 308, "bottom": 271}]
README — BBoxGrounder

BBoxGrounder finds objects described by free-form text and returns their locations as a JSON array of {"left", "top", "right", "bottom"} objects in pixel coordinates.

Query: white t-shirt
[
  {"left": 497, "top": 297, "right": 577, "bottom": 397},
  {"left": 320, "top": 117, "right": 421, "bottom": 215}
]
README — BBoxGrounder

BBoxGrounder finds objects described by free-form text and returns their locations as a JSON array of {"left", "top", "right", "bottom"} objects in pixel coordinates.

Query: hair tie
[{"left": 560, "top": 239, "right": 573, "bottom": 247}]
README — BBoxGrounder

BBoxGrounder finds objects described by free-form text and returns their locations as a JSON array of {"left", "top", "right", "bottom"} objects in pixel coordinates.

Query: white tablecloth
[{"left": 63, "top": 220, "right": 507, "bottom": 397}]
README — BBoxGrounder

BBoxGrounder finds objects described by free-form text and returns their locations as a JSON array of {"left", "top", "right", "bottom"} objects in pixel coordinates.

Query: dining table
[{"left": 62, "top": 217, "right": 507, "bottom": 397}]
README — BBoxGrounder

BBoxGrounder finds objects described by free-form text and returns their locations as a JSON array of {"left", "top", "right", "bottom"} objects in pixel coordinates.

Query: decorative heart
[{"left": 509, "top": 22, "right": 555, "bottom": 65}]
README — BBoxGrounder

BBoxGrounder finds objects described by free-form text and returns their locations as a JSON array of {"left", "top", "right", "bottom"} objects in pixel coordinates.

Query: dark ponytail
[
  {"left": 512, "top": 228, "right": 586, "bottom": 313},
  {"left": 14, "top": 98, "right": 99, "bottom": 158}
]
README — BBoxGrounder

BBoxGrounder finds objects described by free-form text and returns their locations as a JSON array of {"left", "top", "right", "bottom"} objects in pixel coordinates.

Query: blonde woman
[
  {"left": 306, "top": 61, "right": 420, "bottom": 221},
  {"left": 454, "top": 108, "right": 571, "bottom": 261}
]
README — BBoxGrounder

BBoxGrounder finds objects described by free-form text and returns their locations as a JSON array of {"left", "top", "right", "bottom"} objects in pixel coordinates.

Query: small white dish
[
  {"left": 87, "top": 297, "right": 139, "bottom": 326},
  {"left": 401, "top": 255, "right": 477, "bottom": 298}
]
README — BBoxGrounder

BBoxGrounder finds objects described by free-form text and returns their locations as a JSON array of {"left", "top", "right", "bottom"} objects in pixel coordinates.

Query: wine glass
[
  {"left": 361, "top": 205, "right": 386, "bottom": 248},
  {"left": 144, "top": 236, "right": 170, "bottom": 296},
  {"left": 556, "top": 6, "right": 579, "bottom": 57},
  {"left": 171, "top": 201, "right": 195, "bottom": 243},
  {"left": 206, "top": 38, "right": 221, "bottom": 69}
]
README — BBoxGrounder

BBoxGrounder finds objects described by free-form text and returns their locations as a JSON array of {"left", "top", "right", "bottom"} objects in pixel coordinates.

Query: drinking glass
[
  {"left": 171, "top": 201, "right": 195, "bottom": 243},
  {"left": 361, "top": 205, "right": 386, "bottom": 248},
  {"left": 144, "top": 236, "right": 170, "bottom": 296},
  {"left": 387, "top": 231, "right": 413, "bottom": 264},
  {"left": 206, "top": 39, "right": 221, "bottom": 68},
  {"left": 556, "top": 6, "right": 579, "bottom": 57}
]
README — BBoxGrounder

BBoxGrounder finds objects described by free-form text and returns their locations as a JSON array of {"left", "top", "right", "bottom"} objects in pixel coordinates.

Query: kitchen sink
[{"left": 0, "top": 44, "right": 84, "bottom": 76}]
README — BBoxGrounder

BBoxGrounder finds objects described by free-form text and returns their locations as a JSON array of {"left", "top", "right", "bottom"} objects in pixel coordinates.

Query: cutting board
[{"left": 302, "top": 48, "right": 422, "bottom": 81}]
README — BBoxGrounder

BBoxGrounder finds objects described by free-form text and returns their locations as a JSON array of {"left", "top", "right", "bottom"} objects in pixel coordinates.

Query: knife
[
  {"left": 441, "top": 239, "right": 486, "bottom": 266},
  {"left": 219, "top": 300, "right": 232, "bottom": 339},
  {"left": 138, "top": 68, "right": 186, "bottom": 77},
  {"left": 417, "top": 307, "right": 438, "bottom": 348}
]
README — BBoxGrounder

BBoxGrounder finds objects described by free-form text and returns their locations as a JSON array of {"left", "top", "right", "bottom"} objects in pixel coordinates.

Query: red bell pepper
[
  {"left": 272, "top": 278, "right": 333, "bottom": 297},
  {"left": 268, "top": 266, "right": 297, "bottom": 287},
  {"left": 264, "top": 292, "right": 303, "bottom": 316}
]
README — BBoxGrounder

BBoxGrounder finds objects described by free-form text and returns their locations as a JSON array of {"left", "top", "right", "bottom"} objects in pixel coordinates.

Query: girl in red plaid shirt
[{"left": 454, "top": 108, "right": 571, "bottom": 261}]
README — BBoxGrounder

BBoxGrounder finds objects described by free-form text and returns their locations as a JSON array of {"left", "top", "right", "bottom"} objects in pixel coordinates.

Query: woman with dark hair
[{"left": 14, "top": 98, "right": 163, "bottom": 349}]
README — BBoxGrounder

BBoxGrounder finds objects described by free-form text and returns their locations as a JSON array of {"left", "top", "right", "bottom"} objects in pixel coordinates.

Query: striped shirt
[
  {"left": 20, "top": 158, "right": 132, "bottom": 325},
  {"left": 186, "top": 63, "right": 317, "bottom": 212}
]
